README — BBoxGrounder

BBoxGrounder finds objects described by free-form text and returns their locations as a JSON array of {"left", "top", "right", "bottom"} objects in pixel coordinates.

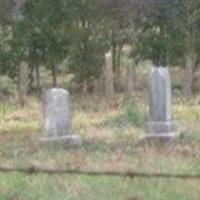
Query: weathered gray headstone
[
  {"left": 41, "top": 88, "right": 82, "bottom": 147},
  {"left": 146, "top": 66, "right": 177, "bottom": 138},
  {"left": 104, "top": 52, "right": 114, "bottom": 97}
]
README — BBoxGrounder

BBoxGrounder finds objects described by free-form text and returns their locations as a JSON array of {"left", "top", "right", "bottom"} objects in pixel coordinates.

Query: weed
[
  {"left": 104, "top": 96, "right": 146, "bottom": 129},
  {"left": 122, "top": 97, "right": 146, "bottom": 127},
  {"left": 0, "top": 95, "right": 200, "bottom": 200}
]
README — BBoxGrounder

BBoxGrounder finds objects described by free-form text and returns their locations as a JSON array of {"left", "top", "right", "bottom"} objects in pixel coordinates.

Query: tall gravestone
[
  {"left": 41, "top": 88, "right": 82, "bottom": 146},
  {"left": 146, "top": 67, "right": 177, "bottom": 138},
  {"left": 104, "top": 52, "right": 114, "bottom": 97}
]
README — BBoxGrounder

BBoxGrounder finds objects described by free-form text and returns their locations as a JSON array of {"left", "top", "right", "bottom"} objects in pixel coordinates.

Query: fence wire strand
[{"left": 0, "top": 166, "right": 200, "bottom": 180}]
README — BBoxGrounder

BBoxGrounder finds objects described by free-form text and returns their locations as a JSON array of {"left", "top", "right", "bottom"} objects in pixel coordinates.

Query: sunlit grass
[
  {"left": 1, "top": 97, "right": 42, "bottom": 134},
  {"left": 174, "top": 103, "right": 200, "bottom": 129},
  {"left": 0, "top": 173, "right": 199, "bottom": 200},
  {"left": 1, "top": 94, "right": 200, "bottom": 199}
]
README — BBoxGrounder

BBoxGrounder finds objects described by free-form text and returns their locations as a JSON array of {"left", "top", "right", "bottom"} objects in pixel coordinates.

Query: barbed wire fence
[
  {"left": 1, "top": 1, "right": 200, "bottom": 200},
  {"left": 1, "top": 166, "right": 200, "bottom": 180}
]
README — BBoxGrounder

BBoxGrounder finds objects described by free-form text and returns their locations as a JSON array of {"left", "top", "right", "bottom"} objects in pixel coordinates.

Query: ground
[{"left": 1, "top": 93, "right": 200, "bottom": 200}]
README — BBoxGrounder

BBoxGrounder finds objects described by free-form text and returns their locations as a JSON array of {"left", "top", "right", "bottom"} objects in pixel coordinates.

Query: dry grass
[{"left": 0, "top": 94, "right": 200, "bottom": 199}]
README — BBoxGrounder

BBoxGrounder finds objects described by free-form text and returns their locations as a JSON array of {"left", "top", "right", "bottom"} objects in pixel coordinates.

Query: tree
[
  {"left": 173, "top": 0, "right": 200, "bottom": 99},
  {"left": 23, "top": 0, "right": 67, "bottom": 87},
  {"left": 133, "top": 0, "right": 200, "bottom": 98},
  {"left": 101, "top": 0, "right": 144, "bottom": 91},
  {"left": 66, "top": 0, "right": 106, "bottom": 86}
]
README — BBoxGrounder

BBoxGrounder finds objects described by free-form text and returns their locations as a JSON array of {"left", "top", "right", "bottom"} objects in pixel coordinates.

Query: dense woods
[{"left": 1, "top": 0, "right": 200, "bottom": 99}]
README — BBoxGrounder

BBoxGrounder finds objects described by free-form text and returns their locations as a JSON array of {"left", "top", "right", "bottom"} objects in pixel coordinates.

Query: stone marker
[
  {"left": 41, "top": 88, "right": 82, "bottom": 147},
  {"left": 104, "top": 52, "right": 114, "bottom": 97},
  {"left": 146, "top": 66, "right": 177, "bottom": 138}
]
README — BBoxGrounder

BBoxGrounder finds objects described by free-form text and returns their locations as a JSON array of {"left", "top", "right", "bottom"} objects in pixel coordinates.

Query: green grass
[
  {"left": 103, "top": 96, "right": 146, "bottom": 132},
  {"left": 0, "top": 174, "right": 200, "bottom": 200},
  {"left": 0, "top": 102, "right": 16, "bottom": 117},
  {"left": 121, "top": 97, "right": 146, "bottom": 127},
  {"left": 1, "top": 95, "right": 200, "bottom": 199},
  {"left": 0, "top": 75, "right": 16, "bottom": 96}
]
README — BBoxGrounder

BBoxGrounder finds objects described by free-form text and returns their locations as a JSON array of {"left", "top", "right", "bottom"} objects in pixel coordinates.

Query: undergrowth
[{"left": 104, "top": 96, "right": 146, "bottom": 128}]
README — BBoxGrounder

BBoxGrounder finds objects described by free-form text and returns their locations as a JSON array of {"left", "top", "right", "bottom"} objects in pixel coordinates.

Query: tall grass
[
  {"left": 122, "top": 97, "right": 146, "bottom": 128},
  {"left": 104, "top": 96, "right": 146, "bottom": 129}
]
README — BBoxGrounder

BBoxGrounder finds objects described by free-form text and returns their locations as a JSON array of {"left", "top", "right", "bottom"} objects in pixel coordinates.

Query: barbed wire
[{"left": 0, "top": 166, "right": 200, "bottom": 180}]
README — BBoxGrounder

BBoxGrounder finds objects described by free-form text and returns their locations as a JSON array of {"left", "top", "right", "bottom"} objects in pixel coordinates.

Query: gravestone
[
  {"left": 104, "top": 52, "right": 114, "bottom": 97},
  {"left": 41, "top": 88, "right": 82, "bottom": 147},
  {"left": 146, "top": 66, "right": 177, "bottom": 138}
]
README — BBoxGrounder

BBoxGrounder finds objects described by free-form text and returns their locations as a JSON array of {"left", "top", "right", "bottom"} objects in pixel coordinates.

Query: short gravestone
[
  {"left": 146, "top": 66, "right": 177, "bottom": 138},
  {"left": 41, "top": 88, "right": 82, "bottom": 147}
]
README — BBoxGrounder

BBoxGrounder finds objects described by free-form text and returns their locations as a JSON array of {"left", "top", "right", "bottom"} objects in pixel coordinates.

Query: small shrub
[
  {"left": 0, "top": 102, "right": 17, "bottom": 122},
  {"left": 122, "top": 97, "right": 146, "bottom": 127},
  {"left": 103, "top": 96, "right": 146, "bottom": 128},
  {"left": 0, "top": 75, "right": 15, "bottom": 95}
]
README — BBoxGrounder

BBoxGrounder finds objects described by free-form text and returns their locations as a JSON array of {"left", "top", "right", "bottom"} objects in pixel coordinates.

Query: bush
[
  {"left": 104, "top": 96, "right": 146, "bottom": 128},
  {"left": 121, "top": 97, "right": 146, "bottom": 127},
  {"left": 0, "top": 75, "right": 16, "bottom": 97}
]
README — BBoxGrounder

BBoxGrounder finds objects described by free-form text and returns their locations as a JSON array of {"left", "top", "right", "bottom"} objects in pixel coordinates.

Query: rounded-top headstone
[
  {"left": 149, "top": 67, "right": 171, "bottom": 122},
  {"left": 42, "top": 88, "right": 82, "bottom": 146},
  {"left": 146, "top": 66, "right": 178, "bottom": 138},
  {"left": 44, "top": 88, "right": 72, "bottom": 137}
]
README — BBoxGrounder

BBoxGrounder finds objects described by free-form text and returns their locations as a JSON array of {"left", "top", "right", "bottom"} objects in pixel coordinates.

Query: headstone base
[
  {"left": 145, "top": 132, "right": 180, "bottom": 139},
  {"left": 146, "top": 121, "right": 172, "bottom": 133},
  {"left": 146, "top": 121, "right": 180, "bottom": 139},
  {"left": 41, "top": 135, "right": 82, "bottom": 148}
]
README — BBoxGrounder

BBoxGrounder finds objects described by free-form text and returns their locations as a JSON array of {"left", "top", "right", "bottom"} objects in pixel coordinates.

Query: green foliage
[
  {"left": 0, "top": 26, "right": 17, "bottom": 77},
  {"left": 121, "top": 97, "right": 146, "bottom": 127},
  {"left": 0, "top": 75, "right": 15, "bottom": 95},
  {"left": 0, "top": 174, "right": 198, "bottom": 200},
  {"left": 0, "top": 0, "right": 13, "bottom": 24},
  {"left": 133, "top": 0, "right": 200, "bottom": 67},
  {"left": 67, "top": 0, "right": 107, "bottom": 82},
  {"left": 1, "top": 0, "right": 200, "bottom": 93},
  {"left": 0, "top": 101, "right": 16, "bottom": 117},
  {"left": 104, "top": 97, "right": 146, "bottom": 128}
]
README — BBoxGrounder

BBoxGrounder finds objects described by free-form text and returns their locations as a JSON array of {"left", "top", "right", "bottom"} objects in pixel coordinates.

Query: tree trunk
[
  {"left": 35, "top": 63, "right": 41, "bottom": 91},
  {"left": 126, "top": 62, "right": 136, "bottom": 95},
  {"left": 18, "top": 61, "right": 28, "bottom": 107},
  {"left": 28, "top": 61, "right": 34, "bottom": 93},
  {"left": 182, "top": 53, "right": 196, "bottom": 99},
  {"left": 50, "top": 60, "right": 57, "bottom": 87},
  {"left": 115, "top": 44, "right": 123, "bottom": 91},
  {"left": 111, "top": 29, "right": 119, "bottom": 91},
  {"left": 111, "top": 29, "right": 117, "bottom": 73}
]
